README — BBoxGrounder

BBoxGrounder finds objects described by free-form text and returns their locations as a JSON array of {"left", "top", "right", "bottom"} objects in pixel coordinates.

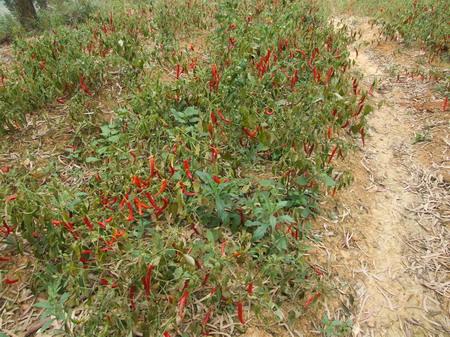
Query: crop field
[{"left": 0, "top": 1, "right": 448, "bottom": 337}]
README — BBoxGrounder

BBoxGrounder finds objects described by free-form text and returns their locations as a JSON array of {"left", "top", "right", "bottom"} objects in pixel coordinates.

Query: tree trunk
[
  {"left": 15, "top": 0, "right": 37, "bottom": 29},
  {"left": 35, "top": 0, "right": 48, "bottom": 10}
]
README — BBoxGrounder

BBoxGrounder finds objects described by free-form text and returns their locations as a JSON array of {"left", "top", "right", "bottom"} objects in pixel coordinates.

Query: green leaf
[{"left": 85, "top": 157, "right": 100, "bottom": 163}]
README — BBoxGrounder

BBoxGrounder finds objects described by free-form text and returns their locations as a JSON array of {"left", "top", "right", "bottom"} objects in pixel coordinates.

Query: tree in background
[{"left": 2, "top": 0, "right": 48, "bottom": 29}]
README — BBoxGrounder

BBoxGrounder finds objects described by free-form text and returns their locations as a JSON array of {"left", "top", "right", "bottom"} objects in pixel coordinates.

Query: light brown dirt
[{"left": 319, "top": 16, "right": 449, "bottom": 337}]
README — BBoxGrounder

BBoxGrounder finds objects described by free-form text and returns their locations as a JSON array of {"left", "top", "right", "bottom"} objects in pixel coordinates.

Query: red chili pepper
[
  {"left": 126, "top": 202, "right": 135, "bottom": 222},
  {"left": 52, "top": 220, "right": 62, "bottom": 226},
  {"left": 210, "top": 111, "right": 219, "bottom": 127},
  {"left": 326, "top": 67, "right": 334, "bottom": 84},
  {"left": 129, "top": 285, "right": 136, "bottom": 310},
  {"left": 217, "top": 109, "right": 231, "bottom": 125},
  {"left": 246, "top": 282, "right": 254, "bottom": 295},
  {"left": 341, "top": 120, "right": 350, "bottom": 128},
  {"left": 3, "top": 278, "right": 19, "bottom": 285},
  {"left": 119, "top": 193, "right": 129, "bottom": 209},
  {"left": 313, "top": 66, "right": 321, "bottom": 83},
  {"left": 155, "top": 179, "right": 168, "bottom": 197},
  {"left": 211, "top": 146, "right": 219, "bottom": 162},
  {"left": 179, "top": 182, "right": 196, "bottom": 197},
  {"left": 178, "top": 290, "right": 190, "bottom": 319},
  {"left": 5, "top": 195, "right": 16, "bottom": 202},
  {"left": 0, "top": 257, "right": 11, "bottom": 262},
  {"left": 79, "top": 76, "right": 94, "bottom": 96},
  {"left": 443, "top": 97, "right": 448, "bottom": 111},
  {"left": 212, "top": 176, "right": 221, "bottom": 184},
  {"left": 0, "top": 166, "right": 10, "bottom": 174},
  {"left": 327, "top": 127, "right": 332, "bottom": 140},
  {"left": 155, "top": 198, "right": 169, "bottom": 217},
  {"left": 236, "top": 301, "right": 245, "bottom": 324},
  {"left": 83, "top": 217, "right": 93, "bottom": 231},
  {"left": 304, "top": 292, "right": 321, "bottom": 309},
  {"left": 163, "top": 333, "right": 171, "bottom": 337},
  {"left": 209, "top": 64, "right": 220, "bottom": 92},
  {"left": 290, "top": 69, "right": 299, "bottom": 89},
  {"left": 202, "top": 308, "right": 213, "bottom": 326},
  {"left": 169, "top": 163, "right": 176, "bottom": 177},
  {"left": 328, "top": 145, "right": 338, "bottom": 164},
  {"left": 331, "top": 108, "right": 338, "bottom": 117},
  {"left": 145, "top": 192, "right": 158, "bottom": 209},
  {"left": 202, "top": 273, "right": 209, "bottom": 286},
  {"left": 264, "top": 108, "right": 274, "bottom": 115},
  {"left": 99, "top": 278, "right": 109, "bottom": 286},
  {"left": 142, "top": 264, "right": 155, "bottom": 299},
  {"left": 149, "top": 156, "right": 157, "bottom": 178},
  {"left": 183, "top": 159, "right": 193, "bottom": 180},
  {"left": 243, "top": 127, "right": 257, "bottom": 138}
]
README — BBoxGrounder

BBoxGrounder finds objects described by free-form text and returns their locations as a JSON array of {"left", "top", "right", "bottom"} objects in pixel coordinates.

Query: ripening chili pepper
[
  {"left": 217, "top": 109, "right": 231, "bottom": 124},
  {"left": 83, "top": 217, "right": 94, "bottom": 231},
  {"left": 443, "top": 97, "right": 448, "bottom": 111},
  {"left": 246, "top": 282, "right": 254, "bottom": 295},
  {"left": 220, "top": 240, "right": 227, "bottom": 256},
  {"left": 212, "top": 176, "right": 221, "bottom": 184},
  {"left": 183, "top": 160, "right": 193, "bottom": 180},
  {"left": 129, "top": 150, "right": 137, "bottom": 162},
  {"left": 360, "top": 127, "right": 365, "bottom": 146},
  {"left": 236, "top": 301, "right": 245, "bottom": 324},
  {"left": 80, "top": 76, "right": 94, "bottom": 96},
  {"left": 39, "top": 60, "right": 46, "bottom": 70},
  {"left": 243, "top": 127, "right": 257, "bottom": 138},
  {"left": 210, "top": 111, "right": 218, "bottom": 126},
  {"left": 129, "top": 285, "right": 136, "bottom": 310},
  {"left": 303, "top": 292, "right": 321, "bottom": 309},
  {"left": 142, "top": 264, "right": 155, "bottom": 299},
  {"left": 178, "top": 290, "right": 189, "bottom": 319},
  {"left": 148, "top": 155, "right": 157, "bottom": 178},
  {"left": 328, "top": 145, "right": 338, "bottom": 164},
  {"left": 3, "top": 278, "right": 19, "bottom": 285},
  {"left": 175, "top": 64, "right": 183, "bottom": 80},
  {"left": 327, "top": 127, "right": 332, "bottom": 140}
]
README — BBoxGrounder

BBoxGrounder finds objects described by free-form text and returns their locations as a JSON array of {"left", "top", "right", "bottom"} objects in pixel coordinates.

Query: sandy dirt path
[{"left": 319, "top": 16, "right": 449, "bottom": 337}]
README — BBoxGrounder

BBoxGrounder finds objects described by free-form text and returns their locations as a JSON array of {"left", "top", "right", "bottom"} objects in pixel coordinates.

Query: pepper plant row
[{"left": 1, "top": 1, "right": 369, "bottom": 336}]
